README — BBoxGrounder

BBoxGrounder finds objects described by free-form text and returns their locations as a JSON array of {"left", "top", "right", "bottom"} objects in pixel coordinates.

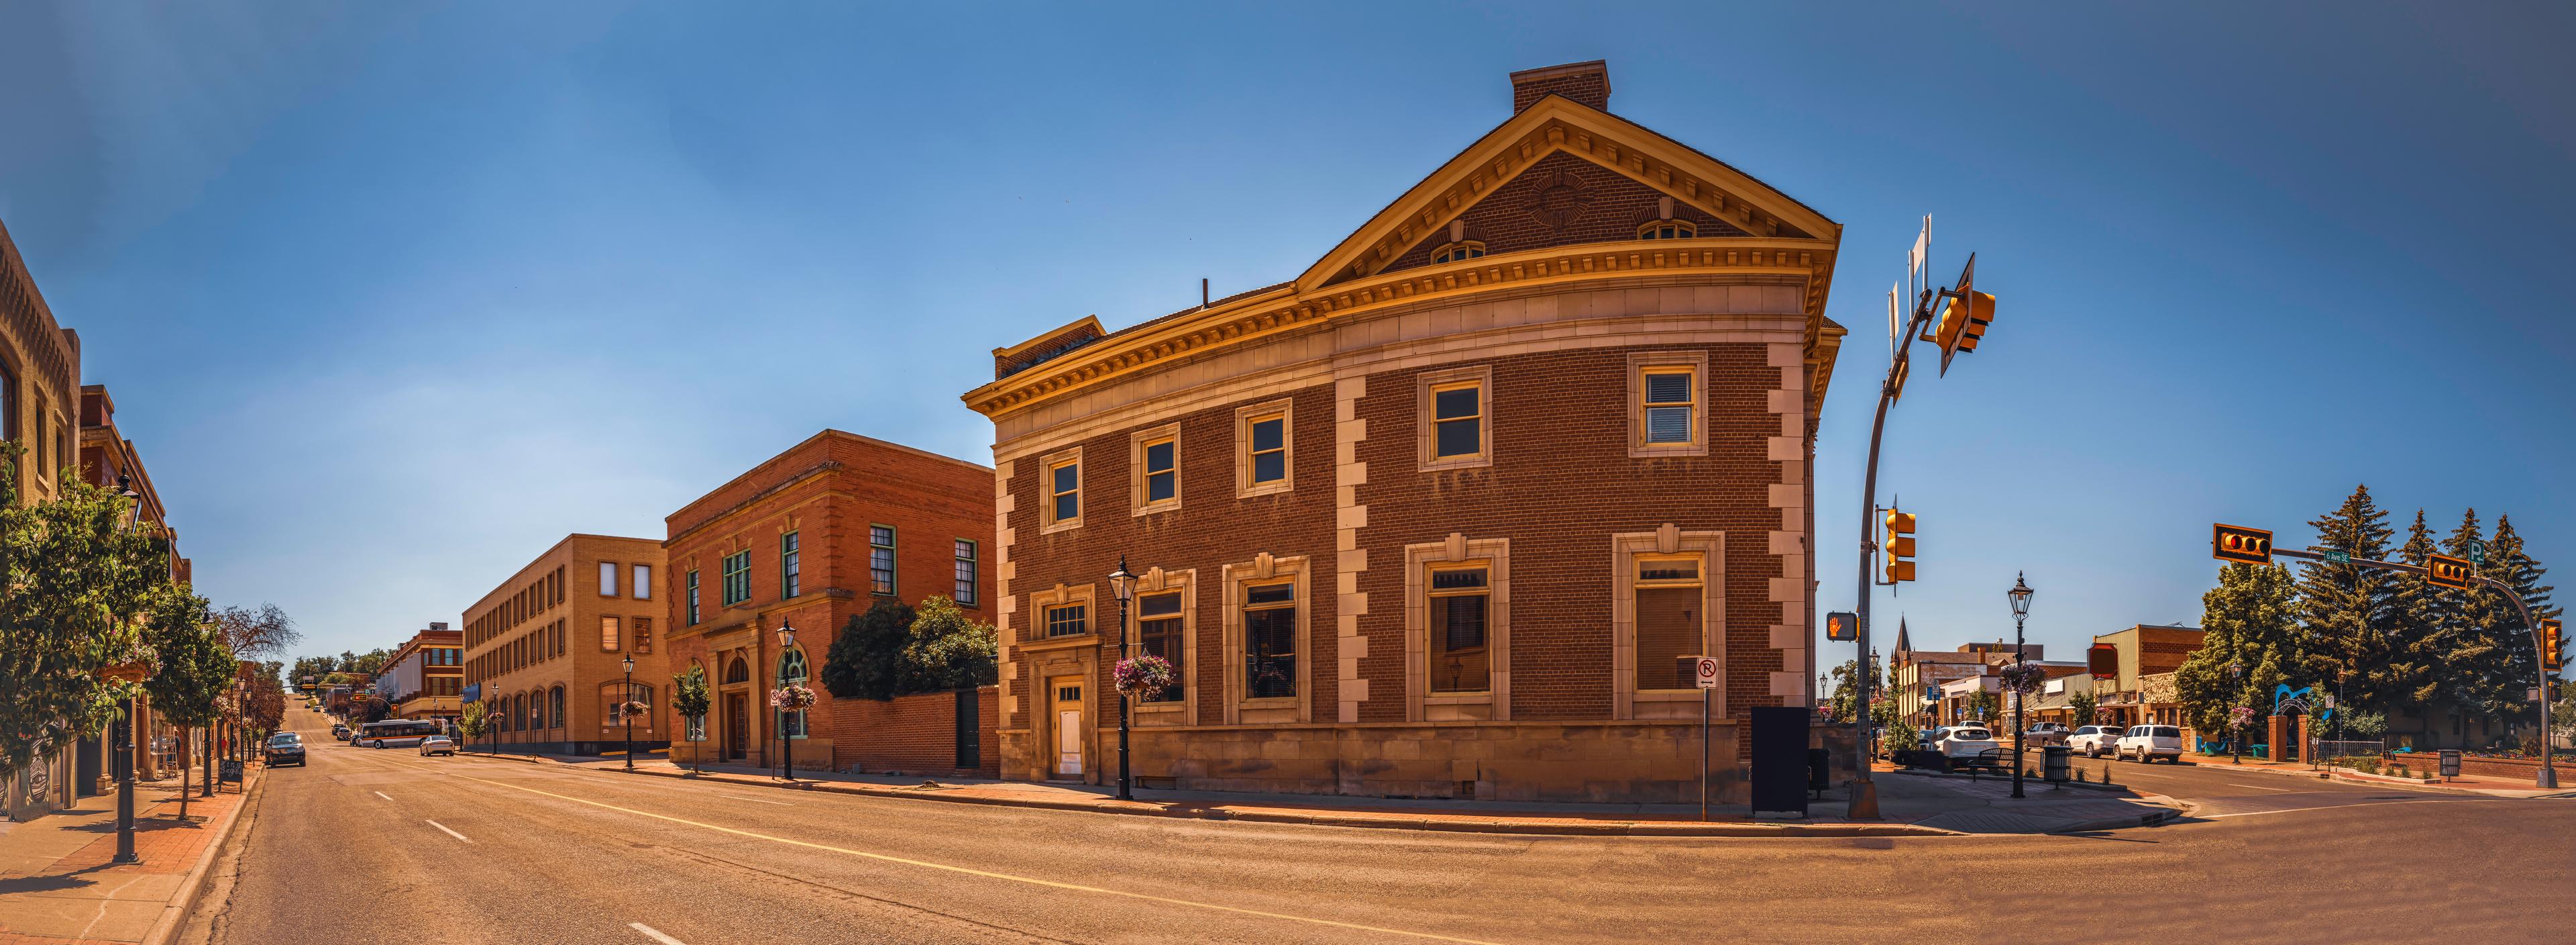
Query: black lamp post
[
  {"left": 2007, "top": 572, "right": 2033, "bottom": 799},
  {"left": 1108, "top": 556, "right": 1136, "bottom": 801},
  {"left": 622, "top": 653, "right": 636, "bottom": 772},
  {"left": 2229, "top": 660, "right": 2245, "bottom": 765},
  {"left": 109, "top": 474, "right": 144, "bottom": 862},
  {"left": 775, "top": 622, "right": 796, "bottom": 783}
]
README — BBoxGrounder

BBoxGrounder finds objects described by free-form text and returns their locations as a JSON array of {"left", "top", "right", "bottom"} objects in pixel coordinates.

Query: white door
[{"left": 1051, "top": 679, "right": 1083, "bottom": 779}]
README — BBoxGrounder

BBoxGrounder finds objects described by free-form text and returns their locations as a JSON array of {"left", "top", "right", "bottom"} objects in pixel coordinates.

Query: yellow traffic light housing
[
  {"left": 1934, "top": 254, "right": 1994, "bottom": 377},
  {"left": 2211, "top": 524, "right": 2273, "bottom": 565},
  {"left": 1882, "top": 509, "right": 1917, "bottom": 584},
  {"left": 2426, "top": 554, "right": 2474, "bottom": 591},
  {"left": 2543, "top": 619, "right": 2563, "bottom": 675}
]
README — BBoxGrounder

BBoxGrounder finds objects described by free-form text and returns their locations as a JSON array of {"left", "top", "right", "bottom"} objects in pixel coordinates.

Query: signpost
[
  {"left": 1695, "top": 656, "right": 1719, "bottom": 821},
  {"left": 2439, "top": 749, "right": 2462, "bottom": 782}
]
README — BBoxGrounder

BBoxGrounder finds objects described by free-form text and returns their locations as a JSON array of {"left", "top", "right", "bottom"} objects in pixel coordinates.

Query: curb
[
  {"left": 2051, "top": 803, "right": 2185, "bottom": 834},
  {"left": 142, "top": 764, "right": 262, "bottom": 945},
  {"left": 1888, "top": 768, "right": 2135, "bottom": 793}
]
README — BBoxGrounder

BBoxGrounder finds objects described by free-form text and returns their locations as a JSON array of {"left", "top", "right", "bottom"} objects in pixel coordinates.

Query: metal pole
[
  {"left": 623, "top": 666, "right": 635, "bottom": 772},
  {"left": 1849, "top": 298, "right": 1933, "bottom": 819},
  {"left": 1700, "top": 687, "right": 1710, "bottom": 821},
  {"left": 1117, "top": 591, "right": 1133, "bottom": 801},
  {"left": 2012, "top": 613, "right": 2026, "bottom": 799},
  {"left": 113, "top": 697, "right": 138, "bottom": 864}
]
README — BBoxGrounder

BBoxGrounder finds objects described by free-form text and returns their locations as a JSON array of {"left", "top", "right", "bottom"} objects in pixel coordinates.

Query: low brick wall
[
  {"left": 1004, "top": 720, "right": 1749, "bottom": 804},
  {"left": 2380, "top": 752, "right": 2554, "bottom": 781},
  {"left": 823, "top": 686, "right": 1000, "bottom": 778}
]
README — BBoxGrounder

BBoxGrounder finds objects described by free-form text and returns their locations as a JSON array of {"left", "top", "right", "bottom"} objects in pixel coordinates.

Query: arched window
[
  {"left": 1431, "top": 241, "right": 1486, "bottom": 264},
  {"left": 777, "top": 648, "right": 810, "bottom": 739},
  {"left": 1638, "top": 220, "right": 1696, "bottom": 240},
  {"left": 724, "top": 658, "right": 750, "bottom": 685}
]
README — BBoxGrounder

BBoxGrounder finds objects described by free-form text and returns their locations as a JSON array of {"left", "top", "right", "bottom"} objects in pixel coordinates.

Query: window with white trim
[
  {"left": 953, "top": 540, "right": 977, "bottom": 605},
  {"left": 1638, "top": 220, "right": 1696, "bottom": 240},
  {"left": 1137, "top": 593, "right": 1184, "bottom": 703},
  {"left": 1243, "top": 582, "right": 1297, "bottom": 699},
  {"left": 1642, "top": 368, "right": 1696, "bottom": 445},
  {"left": 1130, "top": 424, "right": 1179, "bottom": 514},
  {"left": 1042, "top": 449, "right": 1083, "bottom": 531},
  {"left": 1428, "top": 566, "right": 1490, "bottom": 693}
]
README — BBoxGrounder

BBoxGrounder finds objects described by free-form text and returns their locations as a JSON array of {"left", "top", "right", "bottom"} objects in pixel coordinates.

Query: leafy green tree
[
  {"left": 1824, "top": 655, "right": 1886, "bottom": 724},
  {"left": 2070, "top": 690, "right": 2098, "bottom": 728},
  {"left": 1964, "top": 689, "right": 2000, "bottom": 724},
  {"left": 0, "top": 445, "right": 172, "bottom": 777},
  {"left": 2298, "top": 485, "right": 2401, "bottom": 713},
  {"left": 2176, "top": 562, "right": 2304, "bottom": 736},
  {"left": 670, "top": 664, "right": 711, "bottom": 774},
  {"left": 459, "top": 701, "right": 492, "bottom": 752},
  {"left": 140, "top": 585, "right": 227, "bottom": 819},
  {"left": 822, "top": 599, "right": 917, "bottom": 700},
  {"left": 899, "top": 595, "right": 999, "bottom": 694}
]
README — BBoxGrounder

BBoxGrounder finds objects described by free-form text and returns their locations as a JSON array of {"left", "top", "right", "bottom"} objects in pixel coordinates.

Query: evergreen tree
[
  {"left": 2482, "top": 515, "right": 2559, "bottom": 723},
  {"left": 2440, "top": 509, "right": 2516, "bottom": 720},
  {"left": 2176, "top": 563, "right": 2304, "bottom": 736},
  {"left": 2296, "top": 485, "right": 2398, "bottom": 712},
  {"left": 2388, "top": 509, "right": 2457, "bottom": 738}
]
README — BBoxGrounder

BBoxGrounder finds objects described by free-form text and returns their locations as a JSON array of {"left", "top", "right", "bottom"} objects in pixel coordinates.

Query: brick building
[
  {"left": 3, "top": 217, "right": 92, "bottom": 819},
  {"left": 2086, "top": 624, "right": 2205, "bottom": 731},
  {"left": 462, "top": 535, "right": 669, "bottom": 755},
  {"left": 962, "top": 62, "right": 1845, "bottom": 803},
  {"left": 661, "top": 430, "right": 995, "bottom": 774},
  {"left": 386, "top": 625, "right": 465, "bottom": 724}
]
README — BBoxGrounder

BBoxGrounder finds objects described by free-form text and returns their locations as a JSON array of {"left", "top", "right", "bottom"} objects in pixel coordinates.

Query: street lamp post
[
  {"left": 775, "top": 622, "right": 796, "bottom": 783},
  {"left": 622, "top": 654, "right": 636, "bottom": 772},
  {"left": 2229, "top": 661, "right": 2245, "bottom": 765},
  {"left": 2007, "top": 573, "right": 2033, "bottom": 799},
  {"left": 1108, "top": 556, "right": 1135, "bottom": 802}
]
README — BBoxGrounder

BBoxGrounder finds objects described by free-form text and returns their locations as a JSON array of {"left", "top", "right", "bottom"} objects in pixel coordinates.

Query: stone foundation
[{"left": 1001, "top": 719, "right": 1746, "bottom": 804}]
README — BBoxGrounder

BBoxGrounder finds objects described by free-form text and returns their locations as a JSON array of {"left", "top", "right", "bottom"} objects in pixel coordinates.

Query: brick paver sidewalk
[{"left": 0, "top": 773, "right": 253, "bottom": 945}]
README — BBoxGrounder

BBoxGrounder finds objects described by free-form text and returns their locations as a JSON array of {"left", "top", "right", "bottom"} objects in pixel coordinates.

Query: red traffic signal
[
  {"left": 1825, "top": 611, "right": 1858, "bottom": 642},
  {"left": 2212, "top": 524, "right": 2273, "bottom": 565},
  {"left": 2426, "top": 554, "right": 2475, "bottom": 590}
]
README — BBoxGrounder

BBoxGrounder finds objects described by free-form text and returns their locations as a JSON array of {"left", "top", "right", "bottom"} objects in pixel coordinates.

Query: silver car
[{"left": 418, "top": 735, "right": 458, "bottom": 757}]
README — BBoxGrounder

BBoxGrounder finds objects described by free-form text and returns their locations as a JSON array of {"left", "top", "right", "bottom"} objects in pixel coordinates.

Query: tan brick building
[
  {"left": 662, "top": 430, "right": 994, "bottom": 772},
  {"left": 386, "top": 626, "right": 465, "bottom": 724},
  {"left": 963, "top": 62, "right": 1845, "bottom": 803},
  {"left": 3, "top": 217, "right": 93, "bottom": 819},
  {"left": 462, "top": 535, "right": 669, "bottom": 754}
]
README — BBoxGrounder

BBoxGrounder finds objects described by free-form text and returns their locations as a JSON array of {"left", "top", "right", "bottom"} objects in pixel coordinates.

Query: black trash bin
[
  {"left": 2043, "top": 745, "right": 2071, "bottom": 785},
  {"left": 1807, "top": 747, "right": 1831, "bottom": 796}
]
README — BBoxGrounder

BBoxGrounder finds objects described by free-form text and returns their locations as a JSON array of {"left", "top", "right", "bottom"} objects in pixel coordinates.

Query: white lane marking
[
  {"left": 2225, "top": 783, "right": 2292, "bottom": 792},
  {"left": 426, "top": 819, "right": 473, "bottom": 842},
  {"left": 630, "top": 922, "right": 687, "bottom": 945},
  {"left": 712, "top": 792, "right": 794, "bottom": 806},
  {"left": 374, "top": 791, "right": 392, "bottom": 801},
  {"left": 2199, "top": 798, "right": 2495, "bottom": 818}
]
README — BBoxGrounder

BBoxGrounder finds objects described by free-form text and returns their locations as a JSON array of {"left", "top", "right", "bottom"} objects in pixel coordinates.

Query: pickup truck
[{"left": 2023, "top": 722, "right": 2071, "bottom": 746}]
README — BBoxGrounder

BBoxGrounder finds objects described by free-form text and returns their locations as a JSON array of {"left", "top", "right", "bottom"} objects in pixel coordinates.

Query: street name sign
[{"left": 2322, "top": 550, "right": 2351, "bottom": 564}]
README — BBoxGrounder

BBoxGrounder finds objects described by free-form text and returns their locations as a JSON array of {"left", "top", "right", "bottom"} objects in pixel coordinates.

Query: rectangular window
[
  {"left": 1642, "top": 368, "right": 1696, "bottom": 444},
  {"left": 553, "top": 620, "right": 564, "bottom": 656},
  {"left": 633, "top": 617, "right": 653, "bottom": 654},
  {"left": 1133, "top": 425, "right": 1179, "bottom": 513},
  {"left": 1248, "top": 415, "right": 1286, "bottom": 484},
  {"left": 722, "top": 552, "right": 751, "bottom": 606},
  {"left": 1428, "top": 566, "right": 1490, "bottom": 693},
  {"left": 870, "top": 526, "right": 896, "bottom": 596},
  {"left": 953, "top": 540, "right": 977, "bottom": 605},
  {"left": 1047, "top": 457, "right": 1081, "bottom": 527},
  {"left": 1046, "top": 603, "right": 1087, "bottom": 638},
  {"left": 686, "top": 570, "right": 701, "bottom": 625},
  {"left": 1633, "top": 556, "right": 1703, "bottom": 691},
  {"left": 600, "top": 616, "right": 621, "bottom": 652},
  {"left": 781, "top": 532, "right": 802, "bottom": 599},
  {"left": 1432, "top": 383, "right": 1483, "bottom": 460},
  {"left": 633, "top": 564, "right": 652, "bottom": 601},
  {"left": 1138, "top": 593, "right": 1184, "bottom": 703},
  {"left": 1244, "top": 583, "right": 1297, "bottom": 699},
  {"left": 600, "top": 561, "right": 619, "bottom": 597}
]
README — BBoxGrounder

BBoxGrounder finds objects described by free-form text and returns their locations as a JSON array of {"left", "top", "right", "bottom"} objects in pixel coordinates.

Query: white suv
[
  {"left": 2068, "top": 725, "right": 2125, "bottom": 758},
  {"left": 2114, "top": 725, "right": 2186, "bottom": 763},
  {"left": 1931, "top": 726, "right": 2000, "bottom": 760}
]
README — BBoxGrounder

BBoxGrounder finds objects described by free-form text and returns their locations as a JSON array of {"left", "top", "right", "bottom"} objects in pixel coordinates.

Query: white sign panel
[{"left": 1694, "top": 656, "right": 1720, "bottom": 690}]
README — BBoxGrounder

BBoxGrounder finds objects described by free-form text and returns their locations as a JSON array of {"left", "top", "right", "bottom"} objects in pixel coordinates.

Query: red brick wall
[
  {"left": 1378, "top": 152, "right": 1750, "bottom": 279},
  {"left": 823, "top": 686, "right": 1000, "bottom": 777},
  {"left": 1511, "top": 66, "right": 1609, "bottom": 113}
]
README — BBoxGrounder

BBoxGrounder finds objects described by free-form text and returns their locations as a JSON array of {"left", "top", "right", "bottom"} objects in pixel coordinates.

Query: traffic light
[
  {"left": 1825, "top": 611, "right": 1858, "bottom": 642},
  {"left": 2543, "top": 619, "right": 2563, "bottom": 675},
  {"left": 2426, "top": 554, "right": 2474, "bottom": 590},
  {"left": 1933, "top": 254, "right": 1994, "bottom": 377},
  {"left": 2211, "top": 524, "right": 2273, "bottom": 565},
  {"left": 1882, "top": 509, "right": 1916, "bottom": 584}
]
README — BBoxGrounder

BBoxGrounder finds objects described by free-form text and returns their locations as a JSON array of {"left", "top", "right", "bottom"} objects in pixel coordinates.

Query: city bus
[{"left": 356, "top": 719, "right": 445, "bottom": 748}]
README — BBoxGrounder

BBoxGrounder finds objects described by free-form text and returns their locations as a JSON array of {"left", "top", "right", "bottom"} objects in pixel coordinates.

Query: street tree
[
  {"left": 899, "top": 595, "right": 999, "bottom": 695},
  {"left": 822, "top": 599, "right": 918, "bottom": 700},
  {"left": 2438, "top": 509, "right": 2518, "bottom": 724},
  {"left": 0, "top": 445, "right": 172, "bottom": 776},
  {"left": 1964, "top": 689, "right": 2000, "bottom": 725},
  {"left": 2176, "top": 562, "right": 2304, "bottom": 736},
  {"left": 1823, "top": 655, "right": 1885, "bottom": 724},
  {"left": 2070, "top": 690, "right": 2098, "bottom": 728},
  {"left": 671, "top": 664, "right": 711, "bottom": 775},
  {"left": 2389, "top": 509, "right": 2455, "bottom": 739},
  {"left": 214, "top": 603, "right": 299, "bottom": 661},
  {"left": 2297, "top": 485, "right": 2401, "bottom": 713},
  {"left": 460, "top": 701, "right": 492, "bottom": 754},
  {"left": 140, "top": 584, "right": 227, "bottom": 820},
  {"left": 2481, "top": 515, "right": 2558, "bottom": 727}
]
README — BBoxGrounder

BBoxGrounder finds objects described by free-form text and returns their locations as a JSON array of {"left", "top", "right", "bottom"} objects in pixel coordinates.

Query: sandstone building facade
[
  {"left": 964, "top": 62, "right": 1843, "bottom": 803},
  {"left": 462, "top": 534, "right": 669, "bottom": 754},
  {"left": 661, "top": 430, "right": 994, "bottom": 773}
]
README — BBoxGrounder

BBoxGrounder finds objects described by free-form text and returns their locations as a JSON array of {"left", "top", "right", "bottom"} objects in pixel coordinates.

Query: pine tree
[
  {"left": 2296, "top": 485, "right": 2398, "bottom": 712},
  {"left": 2438, "top": 509, "right": 2516, "bottom": 724},
  {"left": 2176, "top": 562, "right": 2304, "bottom": 736},
  {"left": 2482, "top": 515, "right": 2559, "bottom": 723},
  {"left": 2387, "top": 509, "right": 2453, "bottom": 738}
]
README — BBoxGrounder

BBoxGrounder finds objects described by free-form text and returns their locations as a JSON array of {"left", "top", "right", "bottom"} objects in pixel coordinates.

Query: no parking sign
[{"left": 1695, "top": 656, "right": 1719, "bottom": 690}]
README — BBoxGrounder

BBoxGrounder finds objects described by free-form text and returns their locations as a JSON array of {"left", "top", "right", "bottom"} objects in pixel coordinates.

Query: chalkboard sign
[
  {"left": 219, "top": 759, "right": 244, "bottom": 783},
  {"left": 2438, "top": 750, "right": 2461, "bottom": 779}
]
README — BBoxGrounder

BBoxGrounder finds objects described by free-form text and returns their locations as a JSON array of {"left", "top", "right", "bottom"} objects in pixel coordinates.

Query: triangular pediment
[{"left": 1299, "top": 95, "right": 1839, "bottom": 291}]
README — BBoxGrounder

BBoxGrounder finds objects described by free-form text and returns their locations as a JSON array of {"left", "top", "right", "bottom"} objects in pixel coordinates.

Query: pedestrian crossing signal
[
  {"left": 2426, "top": 554, "right": 2475, "bottom": 590},
  {"left": 1825, "top": 611, "right": 1858, "bottom": 642},
  {"left": 2211, "top": 524, "right": 2273, "bottom": 565}
]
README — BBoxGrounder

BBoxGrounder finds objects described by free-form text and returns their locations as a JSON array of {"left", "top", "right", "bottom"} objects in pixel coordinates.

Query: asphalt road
[{"left": 183, "top": 705, "right": 2575, "bottom": 944}]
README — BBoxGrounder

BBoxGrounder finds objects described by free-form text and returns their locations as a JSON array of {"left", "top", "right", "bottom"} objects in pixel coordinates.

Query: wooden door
[
  {"left": 724, "top": 693, "right": 748, "bottom": 760},
  {"left": 1049, "top": 678, "right": 1083, "bottom": 779}
]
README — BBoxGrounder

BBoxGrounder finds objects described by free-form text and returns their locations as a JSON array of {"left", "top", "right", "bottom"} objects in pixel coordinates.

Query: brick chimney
[{"left": 1510, "top": 60, "right": 1610, "bottom": 114}]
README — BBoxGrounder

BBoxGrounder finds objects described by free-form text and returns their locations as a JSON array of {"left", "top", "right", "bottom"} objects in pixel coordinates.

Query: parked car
[
  {"left": 1931, "top": 726, "right": 2000, "bottom": 761},
  {"left": 2115, "top": 725, "right": 2186, "bottom": 763},
  {"left": 2023, "top": 722, "right": 2071, "bottom": 746},
  {"left": 418, "top": 735, "right": 457, "bottom": 757},
  {"left": 331, "top": 724, "right": 350, "bottom": 741},
  {"left": 263, "top": 732, "right": 306, "bottom": 767},
  {"left": 2068, "top": 725, "right": 2125, "bottom": 758}
]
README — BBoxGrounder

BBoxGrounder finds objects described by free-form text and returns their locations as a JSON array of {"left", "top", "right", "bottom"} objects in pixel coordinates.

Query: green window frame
[
  {"left": 721, "top": 552, "right": 751, "bottom": 606},
  {"left": 686, "top": 570, "right": 700, "bottom": 625},
  {"left": 870, "top": 526, "right": 896, "bottom": 596},
  {"left": 781, "top": 532, "right": 801, "bottom": 599}
]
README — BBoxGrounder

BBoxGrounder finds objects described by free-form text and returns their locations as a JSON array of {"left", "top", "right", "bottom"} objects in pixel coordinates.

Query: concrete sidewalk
[
  {"left": 462, "top": 749, "right": 2180, "bottom": 836},
  {"left": 2190, "top": 753, "right": 2572, "bottom": 799},
  {"left": 0, "top": 770, "right": 254, "bottom": 945},
  {"left": 1878, "top": 770, "right": 2186, "bottom": 832}
]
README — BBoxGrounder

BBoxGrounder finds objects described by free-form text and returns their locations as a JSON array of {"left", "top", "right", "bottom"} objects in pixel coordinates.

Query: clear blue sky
[{"left": 4, "top": 2, "right": 2569, "bottom": 670}]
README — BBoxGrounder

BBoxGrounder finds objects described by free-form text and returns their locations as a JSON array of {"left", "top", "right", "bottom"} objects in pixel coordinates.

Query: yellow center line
[{"left": 380, "top": 758, "right": 1503, "bottom": 944}]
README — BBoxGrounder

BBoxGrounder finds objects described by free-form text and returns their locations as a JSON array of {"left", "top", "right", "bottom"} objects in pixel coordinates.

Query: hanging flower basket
[
  {"left": 1999, "top": 662, "right": 2046, "bottom": 695},
  {"left": 1112, "top": 655, "right": 1175, "bottom": 700},
  {"left": 614, "top": 699, "right": 648, "bottom": 721},
  {"left": 769, "top": 684, "right": 817, "bottom": 711},
  {"left": 2229, "top": 705, "right": 2258, "bottom": 730}
]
